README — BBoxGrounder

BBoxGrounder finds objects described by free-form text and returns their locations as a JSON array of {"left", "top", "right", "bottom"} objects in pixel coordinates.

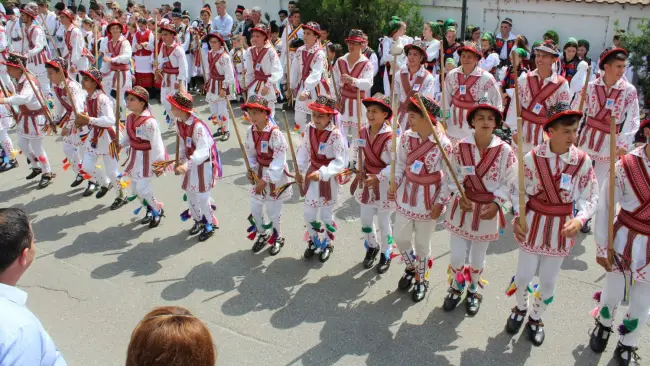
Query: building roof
[{"left": 565, "top": 0, "right": 650, "bottom": 4}]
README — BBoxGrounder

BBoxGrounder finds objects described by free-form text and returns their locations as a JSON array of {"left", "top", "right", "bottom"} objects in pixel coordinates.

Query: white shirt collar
[{"left": 0, "top": 283, "right": 27, "bottom": 306}]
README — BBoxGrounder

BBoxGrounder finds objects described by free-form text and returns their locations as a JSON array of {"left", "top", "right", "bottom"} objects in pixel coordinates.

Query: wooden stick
[
  {"left": 19, "top": 64, "right": 55, "bottom": 133},
  {"left": 607, "top": 115, "right": 616, "bottom": 264},
  {"left": 285, "top": 26, "right": 292, "bottom": 106},
  {"left": 61, "top": 72, "right": 78, "bottom": 120},
  {"left": 282, "top": 111, "right": 304, "bottom": 196},
  {"left": 109, "top": 75, "right": 121, "bottom": 159},
  {"left": 513, "top": 58, "right": 527, "bottom": 232},
  {"left": 389, "top": 59, "right": 398, "bottom": 192},
  {"left": 153, "top": 16, "right": 159, "bottom": 81},
  {"left": 414, "top": 94, "right": 465, "bottom": 200},
  {"left": 439, "top": 40, "right": 447, "bottom": 129},
  {"left": 577, "top": 68, "right": 591, "bottom": 112},
  {"left": 356, "top": 89, "right": 364, "bottom": 189},
  {"left": 225, "top": 97, "right": 257, "bottom": 181},
  {"left": 39, "top": 16, "right": 61, "bottom": 58},
  {"left": 94, "top": 25, "right": 99, "bottom": 69},
  {"left": 196, "top": 35, "right": 207, "bottom": 94}
]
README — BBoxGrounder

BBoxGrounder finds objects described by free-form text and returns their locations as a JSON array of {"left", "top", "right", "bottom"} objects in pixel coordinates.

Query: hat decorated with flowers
[
  {"left": 166, "top": 91, "right": 194, "bottom": 114},
  {"left": 79, "top": 68, "right": 103, "bottom": 90},
  {"left": 160, "top": 23, "right": 178, "bottom": 35},
  {"left": 308, "top": 95, "right": 338, "bottom": 115},
  {"left": 250, "top": 23, "right": 270, "bottom": 40},
  {"left": 1, "top": 52, "right": 27, "bottom": 68},
  {"left": 59, "top": 9, "right": 76, "bottom": 23},
  {"left": 408, "top": 94, "right": 441, "bottom": 124},
  {"left": 302, "top": 21, "right": 321, "bottom": 37},
  {"left": 534, "top": 39, "right": 560, "bottom": 57},
  {"left": 599, "top": 46, "right": 628, "bottom": 71},
  {"left": 544, "top": 101, "right": 582, "bottom": 131},
  {"left": 457, "top": 41, "right": 481, "bottom": 58},
  {"left": 20, "top": 3, "right": 39, "bottom": 19},
  {"left": 45, "top": 56, "right": 69, "bottom": 75},
  {"left": 106, "top": 20, "right": 123, "bottom": 33},
  {"left": 403, "top": 40, "right": 427, "bottom": 63},
  {"left": 125, "top": 86, "right": 150, "bottom": 104},
  {"left": 345, "top": 29, "right": 365, "bottom": 44},
  {"left": 362, "top": 93, "right": 393, "bottom": 119},
  {"left": 204, "top": 32, "right": 225, "bottom": 45},
  {"left": 241, "top": 95, "right": 271, "bottom": 114},
  {"left": 467, "top": 96, "right": 503, "bottom": 128}
]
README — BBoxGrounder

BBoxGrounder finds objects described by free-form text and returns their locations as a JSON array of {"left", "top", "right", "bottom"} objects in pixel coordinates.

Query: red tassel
[
  {"left": 62, "top": 158, "right": 68, "bottom": 164},
  {"left": 38, "top": 156, "right": 47, "bottom": 163},
  {"left": 506, "top": 287, "right": 517, "bottom": 296},
  {"left": 247, "top": 232, "right": 256, "bottom": 240},
  {"left": 83, "top": 174, "right": 92, "bottom": 180},
  {"left": 63, "top": 163, "right": 71, "bottom": 171},
  {"left": 427, "top": 258, "right": 433, "bottom": 269},
  {"left": 593, "top": 291, "right": 602, "bottom": 302}
]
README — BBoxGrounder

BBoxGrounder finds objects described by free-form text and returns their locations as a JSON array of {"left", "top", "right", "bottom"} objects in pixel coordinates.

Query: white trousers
[
  {"left": 0, "top": 129, "right": 14, "bottom": 157},
  {"left": 17, "top": 136, "right": 51, "bottom": 173},
  {"left": 513, "top": 249, "right": 564, "bottom": 321},
  {"left": 304, "top": 205, "right": 334, "bottom": 233},
  {"left": 598, "top": 272, "right": 650, "bottom": 347},
  {"left": 82, "top": 153, "right": 119, "bottom": 195},
  {"left": 62, "top": 143, "right": 84, "bottom": 175},
  {"left": 449, "top": 235, "right": 489, "bottom": 292},
  {"left": 208, "top": 100, "right": 229, "bottom": 132},
  {"left": 295, "top": 110, "right": 308, "bottom": 136},
  {"left": 131, "top": 178, "right": 161, "bottom": 211},
  {"left": 341, "top": 125, "right": 358, "bottom": 160},
  {"left": 250, "top": 199, "right": 284, "bottom": 236},
  {"left": 394, "top": 214, "right": 435, "bottom": 282},
  {"left": 30, "top": 64, "right": 50, "bottom": 97},
  {"left": 186, "top": 190, "right": 213, "bottom": 224},
  {"left": 360, "top": 204, "right": 392, "bottom": 253}
]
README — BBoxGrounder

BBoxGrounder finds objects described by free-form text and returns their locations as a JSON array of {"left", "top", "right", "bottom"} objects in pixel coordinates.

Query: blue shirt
[
  {"left": 0, "top": 283, "right": 67, "bottom": 366},
  {"left": 212, "top": 13, "right": 233, "bottom": 41}
]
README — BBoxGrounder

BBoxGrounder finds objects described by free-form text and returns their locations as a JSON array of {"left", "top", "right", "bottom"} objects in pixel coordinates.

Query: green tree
[
  {"left": 297, "top": 0, "right": 423, "bottom": 51},
  {"left": 622, "top": 20, "right": 650, "bottom": 109}
]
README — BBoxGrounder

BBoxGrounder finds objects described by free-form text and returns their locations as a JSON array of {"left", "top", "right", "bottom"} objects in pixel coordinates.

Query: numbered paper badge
[
  {"left": 462, "top": 166, "right": 476, "bottom": 175},
  {"left": 185, "top": 137, "right": 193, "bottom": 147},
  {"left": 161, "top": 57, "right": 169, "bottom": 63},
  {"left": 412, "top": 84, "right": 421, "bottom": 92},
  {"left": 260, "top": 141, "right": 268, "bottom": 153},
  {"left": 459, "top": 85, "right": 467, "bottom": 95},
  {"left": 411, "top": 160, "right": 424, "bottom": 174},
  {"left": 255, "top": 64, "right": 262, "bottom": 71},
  {"left": 135, "top": 127, "right": 143, "bottom": 137},
  {"left": 356, "top": 138, "right": 367, "bottom": 147},
  {"left": 533, "top": 103, "right": 543, "bottom": 115},
  {"left": 560, "top": 173, "right": 572, "bottom": 190},
  {"left": 318, "top": 142, "right": 327, "bottom": 153},
  {"left": 606, "top": 98, "right": 615, "bottom": 110}
]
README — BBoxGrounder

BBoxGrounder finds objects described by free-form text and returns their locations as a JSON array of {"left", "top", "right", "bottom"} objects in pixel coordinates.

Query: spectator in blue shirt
[
  {"left": 212, "top": 0, "right": 233, "bottom": 45},
  {"left": 0, "top": 208, "right": 67, "bottom": 366}
]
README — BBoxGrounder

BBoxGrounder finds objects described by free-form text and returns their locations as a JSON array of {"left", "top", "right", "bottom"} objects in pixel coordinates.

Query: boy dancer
[
  {"left": 444, "top": 43, "right": 502, "bottom": 145},
  {"left": 103, "top": 20, "right": 133, "bottom": 121},
  {"left": 352, "top": 93, "right": 394, "bottom": 273},
  {"left": 230, "top": 35, "right": 246, "bottom": 101},
  {"left": 245, "top": 24, "right": 283, "bottom": 117},
  {"left": 46, "top": 57, "right": 88, "bottom": 189},
  {"left": 157, "top": 24, "right": 188, "bottom": 127},
  {"left": 169, "top": 91, "right": 222, "bottom": 241},
  {"left": 296, "top": 96, "right": 346, "bottom": 262},
  {"left": 59, "top": 9, "right": 88, "bottom": 81},
  {"left": 289, "top": 21, "right": 330, "bottom": 135},
  {"left": 120, "top": 86, "right": 166, "bottom": 226},
  {"left": 243, "top": 95, "right": 292, "bottom": 255},
  {"left": 203, "top": 32, "right": 234, "bottom": 141},
  {"left": 393, "top": 41, "right": 435, "bottom": 133},
  {"left": 19, "top": 3, "right": 50, "bottom": 96},
  {"left": 76, "top": 68, "right": 126, "bottom": 206},
  {"left": 388, "top": 94, "right": 452, "bottom": 302},
  {"left": 443, "top": 98, "right": 516, "bottom": 315},
  {"left": 506, "top": 102, "right": 598, "bottom": 345},
  {"left": 0, "top": 53, "right": 54, "bottom": 188},
  {"left": 588, "top": 118, "right": 650, "bottom": 366}
]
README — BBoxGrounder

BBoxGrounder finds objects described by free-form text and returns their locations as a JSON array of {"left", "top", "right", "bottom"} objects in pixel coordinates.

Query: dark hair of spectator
[
  {"left": 278, "top": 9, "right": 287, "bottom": 16},
  {"left": 0, "top": 208, "right": 33, "bottom": 273}
]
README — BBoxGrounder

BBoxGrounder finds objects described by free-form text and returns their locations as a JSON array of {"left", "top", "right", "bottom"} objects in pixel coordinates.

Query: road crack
[{"left": 20, "top": 284, "right": 87, "bottom": 302}]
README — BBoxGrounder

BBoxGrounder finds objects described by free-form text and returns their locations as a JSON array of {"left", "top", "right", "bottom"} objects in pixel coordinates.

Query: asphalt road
[{"left": 1, "top": 97, "right": 646, "bottom": 366}]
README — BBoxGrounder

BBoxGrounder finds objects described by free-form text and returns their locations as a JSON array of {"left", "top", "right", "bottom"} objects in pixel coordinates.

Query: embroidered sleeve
[
  {"left": 594, "top": 160, "right": 625, "bottom": 257},
  {"left": 220, "top": 54, "right": 235, "bottom": 87},
  {"left": 112, "top": 39, "right": 132, "bottom": 64},
  {"left": 420, "top": 73, "right": 435, "bottom": 100},
  {"left": 176, "top": 47, "right": 188, "bottom": 81},
  {"left": 352, "top": 61, "right": 374, "bottom": 91},
  {"left": 91, "top": 95, "right": 115, "bottom": 128},
  {"left": 289, "top": 48, "right": 301, "bottom": 91},
  {"left": 244, "top": 127, "right": 258, "bottom": 171},
  {"left": 484, "top": 74, "right": 504, "bottom": 111},
  {"left": 394, "top": 133, "right": 408, "bottom": 187},
  {"left": 434, "top": 138, "right": 454, "bottom": 205},
  {"left": 296, "top": 126, "right": 311, "bottom": 174},
  {"left": 447, "top": 143, "right": 463, "bottom": 196},
  {"left": 71, "top": 28, "right": 83, "bottom": 65},
  {"left": 494, "top": 146, "right": 518, "bottom": 208},
  {"left": 331, "top": 61, "right": 342, "bottom": 103},
  {"left": 443, "top": 70, "right": 454, "bottom": 111},
  {"left": 5, "top": 80, "right": 33, "bottom": 107},
  {"left": 188, "top": 123, "right": 211, "bottom": 167},
  {"left": 377, "top": 134, "right": 393, "bottom": 182},
  {"left": 266, "top": 128, "right": 289, "bottom": 184},
  {"left": 574, "top": 156, "right": 599, "bottom": 225},
  {"left": 303, "top": 50, "right": 326, "bottom": 92},
  {"left": 369, "top": 52, "right": 379, "bottom": 76},
  {"left": 268, "top": 48, "right": 283, "bottom": 84},
  {"left": 144, "top": 118, "right": 163, "bottom": 158},
  {"left": 505, "top": 75, "right": 526, "bottom": 131},
  {"left": 319, "top": 130, "right": 346, "bottom": 181},
  {"left": 26, "top": 27, "right": 46, "bottom": 58},
  {"left": 619, "top": 86, "right": 640, "bottom": 152}
]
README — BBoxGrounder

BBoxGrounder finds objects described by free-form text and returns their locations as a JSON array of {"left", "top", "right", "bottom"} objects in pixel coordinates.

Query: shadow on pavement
[
  {"left": 54, "top": 220, "right": 143, "bottom": 259},
  {"left": 572, "top": 343, "right": 605, "bottom": 366},
  {"left": 32, "top": 204, "right": 108, "bottom": 243}
]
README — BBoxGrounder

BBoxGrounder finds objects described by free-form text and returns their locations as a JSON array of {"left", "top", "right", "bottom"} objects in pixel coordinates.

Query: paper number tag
[
  {"left": 412, "top": 84, "right": 420, "bottom": 92},
  {"left": 161, "top": 57, "right": 169, "bottom": 63},
  {"left": 459, "top": 85, "right": 466, "bottom": 95},
  {"left": 261, "top": 141, "right": 268, "bottom": 153},
  {"left": 606, "top": 98, "right": 615, "bottom": 110},
  {"left": 463, "top": 166, "right": 475, "bottom": 175},
  {"left": 411, "top": 160, "right": 424, "bottom": 174},
  {"left": 318, "top": 142, "right": 327, "bottom": 153},
  {"left": 135, "top": 127, "right": 142, "bottom": 137},
  {"left": 185, "top": 137, "right": 192, "bottom": 147},
  {"left": 533, "top": 103, "right": 543, "bottom": 115},
  {"left": 356, "top": 138, "right": 367, "bottom": 147},
  {"left": 255, "top": 64, "right": 262, "bottom": 71},
  {"left": 106, "top": 52, "right": 111, "bottom": 57},
  {"left": 560, "top": 173, "right": 572, "bottom": 190}
]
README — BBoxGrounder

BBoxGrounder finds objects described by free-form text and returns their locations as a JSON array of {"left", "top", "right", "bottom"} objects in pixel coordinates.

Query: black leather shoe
[
  {"left": 38, "top": 173, "right": 54, "bottom": 188},
  {"left": 269, "top": 237, "right": 284, "bottom": 256},
  {"left": 304, "top": 240, "right": 316, "bottom": 258},
  {"left": 589, "top": 319, "right": 612, "bottom": 354},
  {"left": 110, "top": 197, "right": 128, "bottom": 210},
  {"left": 26, "top": 168, "right": 42, "bottom": 180},
  {"left": 148, "top": 208, "right": 164, "bottom": 228},
  {"left": 398, "top": 268, "right": 416, "bottom": 290},
  {"left": 505, "top": 306, "right": 527, "bottom": 334},
  {"left": 363, "top": 247, "right": 379, "bottom": 269},
  {"left": 198, "top": 225, "right": 214, "bottom": 242},
  {"left": 141, "top": 209, "right": 153, "bottom": 225},
  {"left": 70, "top": 174, "right": 84, "bottom": 187},
  {"left": 525, "top": 317, "right": 545, "bottom": 346},
  {"left": 189, "top": 220, "right": 203, "bottom": 235},
  {"left": 443, "top": 287, "right": 463, "bottom": 312},
  {"left": 376, "top": 252, "right": 391, "bottom": 274},
  {"left": 319, "top": 244, "right": 333, "bottom": 262},
  {"left": 412, "top": 281, "right": 428, "bottom": 302},
  {"left": 614, "top": 341, "right": 641, "bottom": 366},
  {"left": 83, "top": 182, "right": 98, "bottom": 197},
  {"left": 466, "top": 291, "right": 482, "bottom": 316},
  {"left": 580, "top": 219, "right": 592, "bottom": 234},
  {"left": 0, "top": 159, "right": 18, "bottom": 172},
  {"left": 95, "top": 185, "right": 111, "bottom": 199},
  {"left": 252, "top": 233, "right": 268, "bottom": 253}
]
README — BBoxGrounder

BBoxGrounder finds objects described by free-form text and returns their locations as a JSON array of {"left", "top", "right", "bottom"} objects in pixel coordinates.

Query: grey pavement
[{"left": 1, "top": 98, "right": 646, "bottom": 366}]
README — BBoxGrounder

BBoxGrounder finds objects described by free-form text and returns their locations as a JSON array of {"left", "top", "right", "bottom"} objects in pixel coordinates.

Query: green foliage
[
  {"left": 622, "top": 20, "right": 650, "bottom": 108},
  {"left": 297, "top": 0, "right": 423, "bottom": 50}
]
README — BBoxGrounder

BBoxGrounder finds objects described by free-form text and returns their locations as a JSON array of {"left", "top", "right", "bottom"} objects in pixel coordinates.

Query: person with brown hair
[{"left": 126, "top": 306, "right": 216, "bottom": 366}]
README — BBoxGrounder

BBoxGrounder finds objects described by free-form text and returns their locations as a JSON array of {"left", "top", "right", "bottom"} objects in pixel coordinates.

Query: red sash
[
  {"left": 402, "top": 136, "right": 443, "bottom": 210},
  {"left": 350, "top": 127, "right": 391, "bottom": 203},
  {"left": 338, "top": 58, "right": 368, "bottom": 116},
  {"left": 161, "top": 42, "right": 180, "bottom": 85},
  {"left": 53, "top": 84, "right": 74, "bottom": 129},
  {"left": 17, "top": 76, "right": 43, "bottom": 135},
  {"left": 207, "top": 51, "right": 226, "bottom": 94},
  {"left": 254, "top": 126, "right": 279, "bottom": 197},
  {"left": 177, "top": 116, "right": 219, "bottom": 192},
  {"left": 247, "top": 47, "right": 271, "bottom": 91},
  {"left": 303, "top": 126, "right": 334, "bottom": 201},
  {"left": 124, "top": 114, "right": 154, "bottom": 177},
  {"left": 526, "top": 148, "right": 586, "bottom": 251},
  {"left": 520, "top": 74, "right": 566, "bottom": 144},
  {"left": 578, "top": 84, "right": 623, "bottom": 152},
  {"left": 614, "top": 154, "right": 650, "bottom": 267},
  {"left": 108, "top": 39, "right": 129, "bottom": 88},
  {"left": 449, "top": 143, "right": 506, "bottom": 231},
  {"left": 397, "top": 72, "right": 426, "bottom": 123},
  {"left": 451, "top": 73, "right": 480, "bottom": 128}
]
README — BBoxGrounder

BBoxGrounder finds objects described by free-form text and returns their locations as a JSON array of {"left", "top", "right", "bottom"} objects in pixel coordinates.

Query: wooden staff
[
  {"left": 196, "top": 34, "right": 207, "bottom": 91},
  {"left": 415, "top": 94, "right": 465, "bottom": 200},
  {"left": 285, "top": 26, "right": 292, "bottom": 106},
  {"left": 109, "top": 75, "right": 121, "bottom": 159},
  {"left": 607, "top": 114, "right": 616, "bottom": 266},
  {"left": 39, "top": 16, "right": 61, "bottom": 58},
  {"left": 356, "top": 89, "right": 364, "bottom": 189},
  {"left": 94, "top": 25, "right": 99, "bottom": 69},
  {"left": 61, "top": 71, "right": 78, "bottom": 120},
  {"left": 389, "top": 58, "right": 398, "bottom": 192},
  {"left": 226, "top": 97, "right": 258, "bottom": 182},
  {"left": 153, "top": 16, "right": 159, "bottom": 81},
  {"left": 513, "top": 58, "right": 527, "bottom": 231},
  {"left": 19, "top": 64, "right": 56, "bottom": 133},
  {"left": 282, "top": 111, "right": 304, "bottom": 196},
  {"left": 577, "top": 68, "right": 591, "bottom": 112},
  {"left": 439, "top": 41, "right": 447, "bottom": 129}
]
